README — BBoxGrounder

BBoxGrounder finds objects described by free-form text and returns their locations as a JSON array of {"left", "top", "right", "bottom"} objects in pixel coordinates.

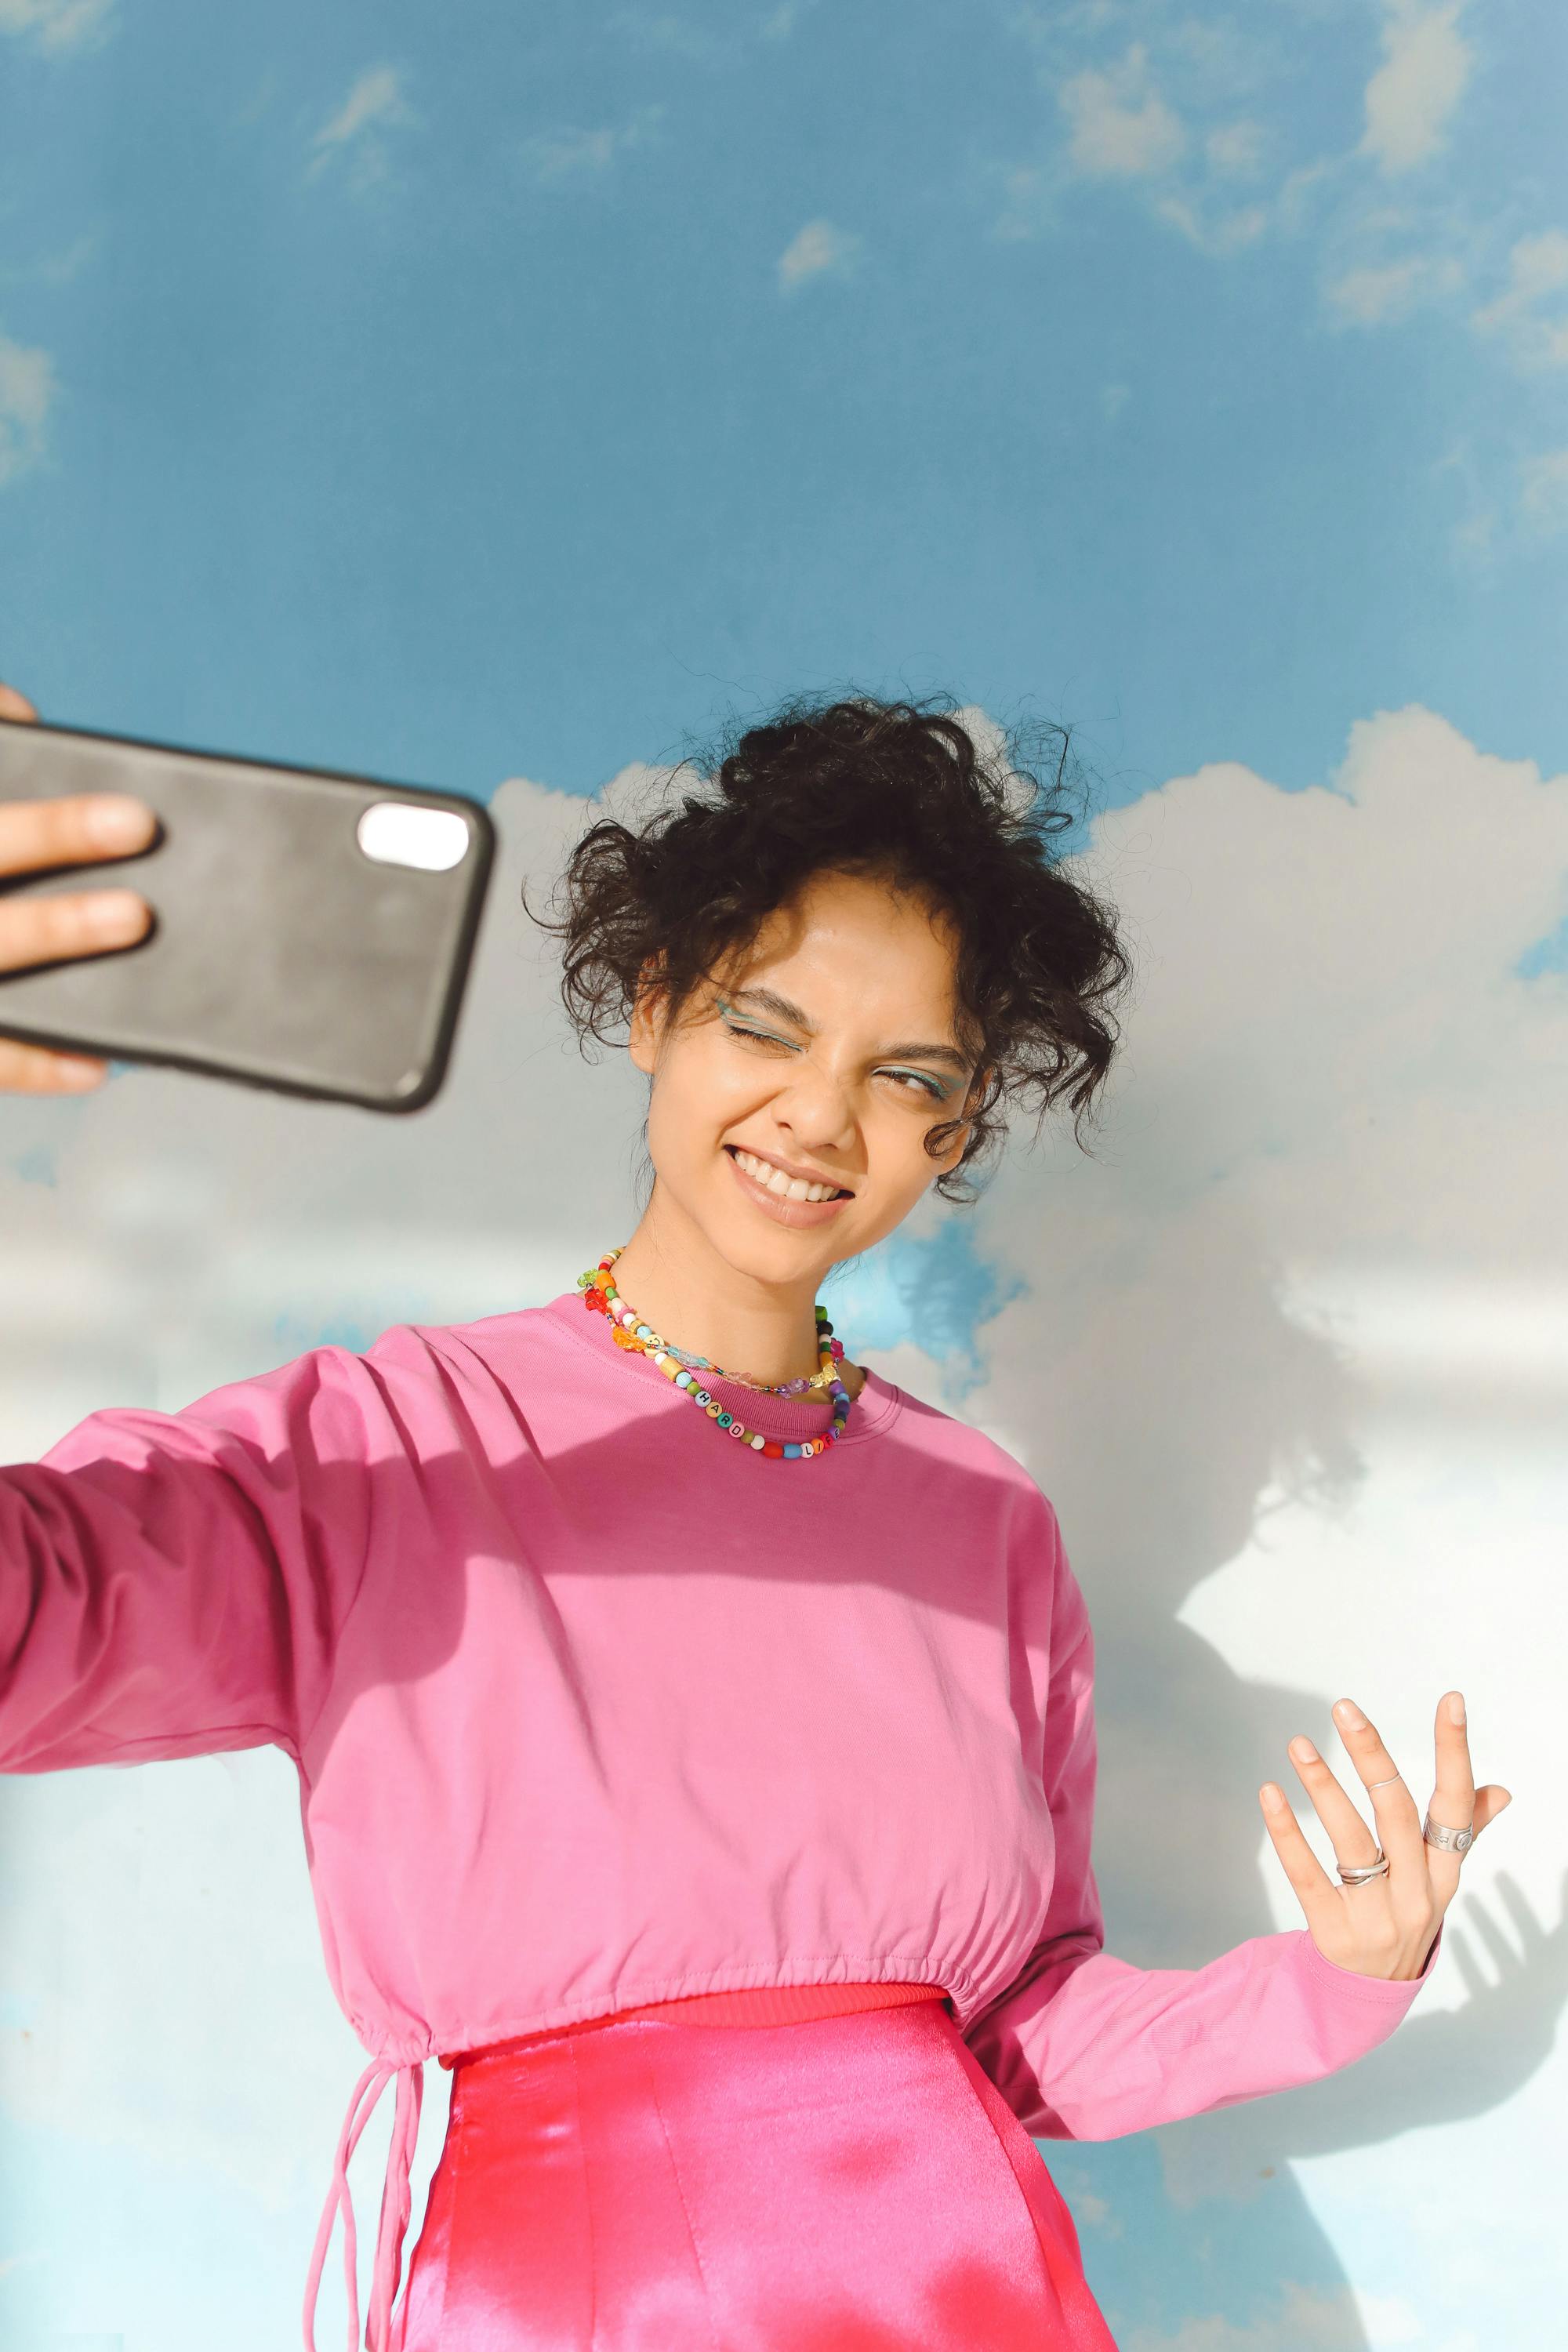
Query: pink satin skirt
[{"left": 397, "top": 1988, "right": 1117, "bottom": 2350}]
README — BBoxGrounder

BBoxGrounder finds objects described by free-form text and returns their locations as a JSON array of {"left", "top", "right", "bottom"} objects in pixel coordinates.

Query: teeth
[{"left": 731, "top": 1148, "right": 840, "bottom": 1203}]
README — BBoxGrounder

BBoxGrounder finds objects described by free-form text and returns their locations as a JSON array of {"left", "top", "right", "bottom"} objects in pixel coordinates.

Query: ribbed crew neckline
[{"left": 543, "top": 1288, "right": 903, "bottom": 1447}]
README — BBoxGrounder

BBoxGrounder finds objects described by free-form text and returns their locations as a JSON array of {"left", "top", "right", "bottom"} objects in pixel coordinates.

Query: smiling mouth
[{"left": 724, "top": 1145, "right": 853, "bottom": 1203}]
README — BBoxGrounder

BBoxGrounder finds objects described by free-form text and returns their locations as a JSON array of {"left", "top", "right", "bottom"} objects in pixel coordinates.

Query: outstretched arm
[
  {"left": 963, "top": 1525, "right": 1506, "bottom": 2142},
  {"left": 0, "top": 1340, "right": 397, "bottom": 1772}
]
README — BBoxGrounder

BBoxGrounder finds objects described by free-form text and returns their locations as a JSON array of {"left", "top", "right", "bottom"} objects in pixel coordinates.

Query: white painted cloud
[
  {"left": 1005, "top": 0, "right": 1506, "bottom": 401},
  {"left": 1154, "top": 192, "right": 1268, "bottom": 258},
  {"left": 1360, "top": 1, "right": 1473, "bottom": 176},
  {"left": 1472, "top": 229, "right": 1568, "bottom": 369},
  {"left": 524, "top": 109, "right": 659, "bottom": 187},
  {"left": 1203, "top": 121, "right": 1265, "bottom": 180},
  {"left": 958, "top": 705, "right": 1566, "bottom": 2270},
  {"left": 608, "top": 9, "right": 713, "bottom": 63},
  {"left": 1018, "top": 9, "right": 1469, "bottom": 303},
  {"left": 777, "top": 217, "right": 861, "bottom": 290},
  {"left": 1519, "top": 446, "right": 1568, "bottom": 533},
  {"left": 307, "top": 64, "right": 417, "bottom": 191},
  {"left": 1059, "top": 44, "right": 1186, "bottom": 180},
  {"left": 528, "top": 125, "right": 618, "bottom": 181},
  {"left": 533, "top": 127, "right": 620, "bottom": 181},
  {"left": 0, "top": 327, "right": 55, "bottom": 489},
  {"left": 1325, "top": 250, "right": 1463, "bottom": 327},
  {"left": 0, "top": 0, "right": 112, "bottom": 52},
  {"left": 314, "top": 65, "right": 407, "bottom": 151},
  {"left": 33, "top": 230, "right": 96, "bottom": 285}
]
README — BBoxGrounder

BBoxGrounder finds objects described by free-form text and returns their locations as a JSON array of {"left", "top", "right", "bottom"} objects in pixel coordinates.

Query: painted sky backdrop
[
  {"left": 1, "top": 6, "right": 1565, "bottom": 2351},
  {"left": 2, "top": 1, "right": 1566, "bottom": 812},
  {"left": 4, "top": 702, "right": 1563, "bottom": 2352}
]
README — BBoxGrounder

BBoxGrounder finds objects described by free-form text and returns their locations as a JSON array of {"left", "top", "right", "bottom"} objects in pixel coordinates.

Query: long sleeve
[
  {"left": 0, "top": 1341, "right": 395, "bottom": 1773},
  {"left": 963, "top": 1526, "right": 1441, "bottom": 2140}
]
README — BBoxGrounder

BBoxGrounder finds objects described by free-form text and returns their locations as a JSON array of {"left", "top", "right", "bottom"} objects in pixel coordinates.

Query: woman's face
[{"left": 628, "top": 868, "right": 978, "bottom": 1290}]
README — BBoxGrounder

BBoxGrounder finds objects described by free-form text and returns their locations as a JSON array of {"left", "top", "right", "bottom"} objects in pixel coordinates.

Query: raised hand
[
  {"left": 1259, "top": 1690, "right": 1512, "bottom": 1982},
  {"left": 0, "top": 680, "right": 156, "bottom": 1093}
]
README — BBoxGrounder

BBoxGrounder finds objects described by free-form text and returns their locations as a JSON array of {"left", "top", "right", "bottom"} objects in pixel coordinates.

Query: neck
[{"left": 605, "top": 1186, "right": 828, "bottom": 1385}]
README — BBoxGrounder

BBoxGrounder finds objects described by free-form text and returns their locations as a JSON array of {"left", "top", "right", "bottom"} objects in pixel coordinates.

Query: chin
[
  {"left": 696, "top": 1193, "right": 846, "bottom": 1284},
  {"left": 715, "top": 1221, "right": 838, "bottom": 1287}
]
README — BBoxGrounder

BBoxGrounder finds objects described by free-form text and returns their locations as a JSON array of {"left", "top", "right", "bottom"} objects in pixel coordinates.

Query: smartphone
[{"left": 0, "top": 713, "right": 495, "bottom": 1114}]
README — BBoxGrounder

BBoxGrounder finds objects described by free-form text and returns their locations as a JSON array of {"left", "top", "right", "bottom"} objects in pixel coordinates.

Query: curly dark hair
[{"left": 524, "top": 695, "right": 1134, "bottom": 1203}]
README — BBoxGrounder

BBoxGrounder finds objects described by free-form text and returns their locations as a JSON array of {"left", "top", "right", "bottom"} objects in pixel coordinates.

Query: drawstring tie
[{"left": 303, "top": 2056, "right": 425, "bottom": 2352}]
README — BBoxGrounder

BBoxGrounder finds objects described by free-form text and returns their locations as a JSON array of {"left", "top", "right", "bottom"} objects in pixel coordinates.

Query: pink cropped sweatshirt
[{"left": 0, "top": 1287, "right": 1438, "bottom": 2348}]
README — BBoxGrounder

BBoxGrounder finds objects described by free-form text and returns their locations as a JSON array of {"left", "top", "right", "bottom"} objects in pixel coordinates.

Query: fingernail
[
  {"left": 56, "top": 1056, "right": 103, "bottom": 1087},
  {"left": 1290, "top": 1737, "right": 1319, "bottom": 1764},
  {"left": 1334, "top": 1698, "right": 1367, "bottom": 1730},
  {"left": 1446, "top": 1691, "right": 1465, "bottom": 1726},
  {"left": 86, "top": 797, "right": 152, "bottom": 851}
]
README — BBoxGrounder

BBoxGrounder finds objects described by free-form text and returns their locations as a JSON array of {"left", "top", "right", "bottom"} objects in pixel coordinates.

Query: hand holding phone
[
  {"left": 0, "top": 681, "right": 156, "bottom": 1094},
  {"left": 0, "top": 689, "right": 495, "bottom": 1112}
]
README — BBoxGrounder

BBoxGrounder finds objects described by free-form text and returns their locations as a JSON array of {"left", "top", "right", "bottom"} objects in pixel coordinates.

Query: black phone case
[{"left": 0, "top": 714, "right": 495, "bottom": 1114}]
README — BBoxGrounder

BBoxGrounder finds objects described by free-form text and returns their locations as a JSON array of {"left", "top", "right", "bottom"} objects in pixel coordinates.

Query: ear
[
  {"left": 929, "top": 1126, "right": 970, "bottom": 1179},
  {"left": 929, "top": 1068, "right": 990, "bottom": 1177},
  {"left": 627, "top": 958, "right": 667, "bottom": 1076}
]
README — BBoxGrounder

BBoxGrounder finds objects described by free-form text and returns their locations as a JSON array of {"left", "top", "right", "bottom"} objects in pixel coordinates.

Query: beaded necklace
[
  {"left": 577, "top": 1247, "right": 853, "bottom": 1460},
  {"left": 656, "top": 1334, "right": 837, "bottom": 1397}
]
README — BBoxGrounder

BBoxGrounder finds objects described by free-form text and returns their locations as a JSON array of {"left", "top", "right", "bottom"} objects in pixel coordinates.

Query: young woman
[{"left": 0, "top": 680, "right": 1508, "bottom": 2352}]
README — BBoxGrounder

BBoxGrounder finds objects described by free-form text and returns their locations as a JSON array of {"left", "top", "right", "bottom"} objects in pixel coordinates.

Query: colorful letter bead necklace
[{"left": 577, "top": 1247, "right": 852, "bottom": 1459}]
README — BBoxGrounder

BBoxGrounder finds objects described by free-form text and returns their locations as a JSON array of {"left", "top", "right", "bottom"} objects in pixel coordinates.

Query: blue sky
[{"left": 2, "top": 0, "right": 1565, "bottom": 817}]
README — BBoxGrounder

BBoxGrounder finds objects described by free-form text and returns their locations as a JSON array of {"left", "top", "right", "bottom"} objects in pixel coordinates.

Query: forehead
[{"left": 728, "top": 870, "right": 962, "bottom": 1022}]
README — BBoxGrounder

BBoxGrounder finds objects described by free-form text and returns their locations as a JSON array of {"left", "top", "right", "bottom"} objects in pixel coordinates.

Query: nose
[{"left": 773, "top": 1054, "right": 858, "bottom": 1157}]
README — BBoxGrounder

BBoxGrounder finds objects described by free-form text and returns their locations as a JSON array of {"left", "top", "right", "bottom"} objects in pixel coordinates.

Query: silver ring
[
  {"left": 1368, "top": 1773, "right": 1403, "bottom": 1789},
  {"left": 1424, "top": 1812, "right": 1475, "bottom": 1855},
  {"left": 1337, "top": 1849, "right": 1391, "bottom": 1885}
]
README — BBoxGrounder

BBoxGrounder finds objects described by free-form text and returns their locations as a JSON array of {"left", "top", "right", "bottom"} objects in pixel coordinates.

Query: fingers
[
  {"left": 0, "top": 745, "right": 156, "bottom": 1089},
  {"left": 0, "top": 883, "right": 153, "bottom": 977},
  {"left": 0, "top": 1036, "right": 107, "bottom": 1092},
  {"left": 1445, "top": 1684, "right": 1512, "bottom": 1848},
  {"left": 1285, "top": 1733, "right": 1385, "bottom": 1871},
  {"left": 1258, "top": 1781, "right": 1339, "bottom": 1922},
  {"left": 0, "top": 883, "right": 146, "bottom": 1086},
  {"left": 0, "top": 795, "right": 157, "bottom": 1003},
  {"left": 1329, "top": 1697, "right": 1428, "bottom": 1874},
  {"left": 0, "top": 681, "right": 38, "bottom": 722},
  {"left": 0, "top": 790, "right": 158, "bottom": 879},
  {"left": 1472, "top": 1784, "right": 1512, "bottom": 1836},
  {"left": 1429, "top": 1688, "right": 1479, "bottom": 1841},
  {"left": 1266, "top": 1697, "right": 1512, "bottom": 1972}
]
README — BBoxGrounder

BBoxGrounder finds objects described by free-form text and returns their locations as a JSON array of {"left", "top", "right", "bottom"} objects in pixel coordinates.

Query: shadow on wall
[
  {"left": 942, "top": 694, "right": 1568, "bottom": 2343},
  {"left": 973, "top": 1223, "right": 1561, "bottom": 2352},
  {"left": 947, "top": 1207, "right": 1568, "bottom": 2348}
]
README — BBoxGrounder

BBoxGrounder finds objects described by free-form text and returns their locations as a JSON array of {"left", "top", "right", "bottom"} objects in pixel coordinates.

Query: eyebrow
[{"left": 724, "top": 986, "right": 974, "bottom": 1076}]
